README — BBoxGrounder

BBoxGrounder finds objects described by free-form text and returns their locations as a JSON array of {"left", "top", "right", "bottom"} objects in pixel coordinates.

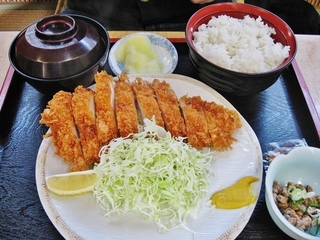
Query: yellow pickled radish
[
  {"left": 46, "top": 169, "right": 97, "bottom": 196},
  {"left": 115, "top": 35, "right": 163, "bottom": 73}
]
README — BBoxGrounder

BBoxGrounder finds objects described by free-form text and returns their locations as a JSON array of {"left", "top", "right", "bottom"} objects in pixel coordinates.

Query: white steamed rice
[{"left": 192, "top": 15, "right": 290, "bottom": 73}]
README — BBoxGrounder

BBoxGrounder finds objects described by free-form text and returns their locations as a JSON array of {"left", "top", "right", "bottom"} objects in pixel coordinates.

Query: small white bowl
[
  {"left": 108, "top": 32, "right": 178, "bottom": 76},
  {"left": 265, "top": 146, "right": 320, "bottom": 240}
]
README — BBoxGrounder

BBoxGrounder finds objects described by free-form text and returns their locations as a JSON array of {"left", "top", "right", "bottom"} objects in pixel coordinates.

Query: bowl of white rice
[{"left": 186, "top": 3, "right": 297, "bottom": 96}]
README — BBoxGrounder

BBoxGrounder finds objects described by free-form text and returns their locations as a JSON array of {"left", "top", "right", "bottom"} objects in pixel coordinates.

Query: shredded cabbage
[{"left": 93, "top": 119, "right": 213, "bottom": 232}]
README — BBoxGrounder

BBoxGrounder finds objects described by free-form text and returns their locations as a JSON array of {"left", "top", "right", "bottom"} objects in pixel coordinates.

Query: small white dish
[
  {"left": 265, "top": 146, "right": 320, "bottom": 240},
  {"left": 108, "top": 32, "right": 178, "bottom": 75}
]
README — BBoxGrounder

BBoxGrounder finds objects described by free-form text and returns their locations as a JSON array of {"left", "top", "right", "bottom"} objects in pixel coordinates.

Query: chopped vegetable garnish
[
  {"left": 93, "top": 119, "right": 213, "bottom": 232},
  {"left": 288, "top": 185, "right": 308, "bottom": 201},
  {"left": 273, "top": 181, "right": 320, "bottom": 235}
]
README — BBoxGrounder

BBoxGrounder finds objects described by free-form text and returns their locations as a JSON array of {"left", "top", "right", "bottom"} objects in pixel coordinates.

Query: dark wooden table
[{"left": 1, "top": 42, "right": 319, "bottom": 239}]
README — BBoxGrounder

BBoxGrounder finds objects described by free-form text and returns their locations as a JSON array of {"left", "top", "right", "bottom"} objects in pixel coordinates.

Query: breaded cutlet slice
[
  {"left": 179, "top": 95, "right": 212, "bottom": 150},
  {"left": 72, "top": 86, "right": 100, "bottom": 165},
  {"left": 132, "top": 77, "right": 164, "bottom": 127},
  {"left": 114, "top": 73, "right": 139, "bottom": 137},
  {"left": 203, "top": 101, "right": 242, "bottom": 151},
  {"left": 94, "top": 71, "right": 118, "bottom": 146},
  {"left": 39, "top": 91, "right": 87, "bottom": 171},
  {"left": 151, "top": 79, "right": 186, "bottom": 138}
]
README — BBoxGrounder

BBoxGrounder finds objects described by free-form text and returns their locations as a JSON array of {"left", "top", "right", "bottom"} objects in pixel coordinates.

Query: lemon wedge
[{"left": 46, "top": 169, "right": 97, "bottom": 196}]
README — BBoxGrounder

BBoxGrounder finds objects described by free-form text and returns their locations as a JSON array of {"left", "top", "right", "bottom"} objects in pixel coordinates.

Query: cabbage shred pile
[{"left": 93, "top": 121, "right": 213, "bottom": 232}]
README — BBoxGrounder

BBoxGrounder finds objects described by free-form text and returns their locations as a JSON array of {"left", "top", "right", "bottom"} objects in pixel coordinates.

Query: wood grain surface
[{"left": 292, "top": 34, "right": 320, "bottom": 138}]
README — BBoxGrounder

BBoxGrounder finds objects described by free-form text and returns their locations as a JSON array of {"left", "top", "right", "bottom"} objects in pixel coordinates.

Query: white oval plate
[
  {"left": 108, "top": 32, "right": 178, "bottom": 75},
  {"left": 36, "top": 74, "right": 263, "bottom": 240}
]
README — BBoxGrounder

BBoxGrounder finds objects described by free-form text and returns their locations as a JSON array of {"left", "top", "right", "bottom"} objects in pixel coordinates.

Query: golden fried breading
[
  {"left": 151, "top": 79, "right": 186, "bottom": 138},
  {"left": 40, "top": 70, "right": 243, "bottom": 171},
  {"left": 132, "top": 77, "right": 164, "bottom": 127},
  {"left": 203, "top": 101, "right": 242, "bottom": 150},
  {"left": 179, "top": 95, "right": 212, "bottom": 149},
  {"left": 39, "top": 91, "right": 87, "bottom": 171},
  {"left": 72, "top": 86, "right": 100, "bottom": 165},
  {"left": 114, "top": 73, "right": 139, "bottom": 137},
  {"left": 94, "top": 71, "right": 118, "bottom": 146}
]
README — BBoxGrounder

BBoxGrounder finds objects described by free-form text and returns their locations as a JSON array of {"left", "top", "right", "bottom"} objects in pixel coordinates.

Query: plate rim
[{"left": 36, "top": 73, "right": 263, "bottom": 240}]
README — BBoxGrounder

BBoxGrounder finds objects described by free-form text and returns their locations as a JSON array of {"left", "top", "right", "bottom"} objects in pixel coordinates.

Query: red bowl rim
[{"left": 186, "top": 3, "right": 297, "bottom": 74}]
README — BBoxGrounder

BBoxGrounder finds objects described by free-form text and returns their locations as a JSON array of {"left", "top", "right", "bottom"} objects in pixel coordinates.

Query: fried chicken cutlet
[
  {"left": 203, "top": 101, "right": 242, "bottom": 150},
  {"left": 94, "top": 71, "right": 118, "bottom": 146},
  {"left": 179, "top": 95, "right": 212, "bottom": 150},
  {"left": 114, "top": 73, "right": 139, "bottom": 137},
  {"left": 39, "top": 91, "right": 87, "bottom": 171},
  {"left": 72, "top": 86, "right": 100, "bottom": 166},
  {"left": 132, "top": 77, "right": 164, "bottom": 127},
  {"left": 151, "top": 79, "right": 186, "bottom": 138}
]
